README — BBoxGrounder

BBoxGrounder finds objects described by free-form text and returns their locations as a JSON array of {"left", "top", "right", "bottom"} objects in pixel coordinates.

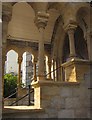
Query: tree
[{"left": 4, "top": 73, "right": 17, "bottom": 98}]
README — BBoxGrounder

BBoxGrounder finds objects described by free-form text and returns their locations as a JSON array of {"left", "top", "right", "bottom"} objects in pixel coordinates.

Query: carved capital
[
  {"left": 2, "top": 14, "right": 12, "bottom": 22},
  {"left": 2, "top": 3, "right": 12, "bottom": 22},
  {"left": 63, "top": 22, "right": 77, "bottom": 33},
  {"left": 18, "top": 56, "right": 23, "bottom": 64},
  {"left": 34, "top": 11, "right": 49, "bottom": 29},
  {"left": 33, "top": 57, "right": 38, "bottom": 63}
]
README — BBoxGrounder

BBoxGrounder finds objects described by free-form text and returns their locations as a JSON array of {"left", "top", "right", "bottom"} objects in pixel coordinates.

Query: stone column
[
  {"left": 35, "top": 12, "right": 49, "bottom": 80},
  {"left": 33, "top": 57, "right": 37, "bottom": 81},
  {"left": 2, "top": 3, "right": 12, "bottom": 108},
  {"left": 47, "top": 56, "right": 51, "bottom": 79},
  {"left": 17, "top": 55, "right": 23, "bottom": 87},
  {"left": 86, "top": 31, "right": 92, "bottom": 61},
  {"left": 2, "top": 54, "right": 6, "bottom": 107},
  {"left": 2, "top": 3, "right": 12, "bottom": 46},
  {"left": 17, "top": 55, "right": 23, "bottom": 99},
  {"left": 66, "top": 24, "right": 77, "bottom": 58},
  {"left": 56, "top": 58, "right": 62, "bottom": 81},
  {"left": 53, "top": 59, "right": 55, "bottom": 81}
]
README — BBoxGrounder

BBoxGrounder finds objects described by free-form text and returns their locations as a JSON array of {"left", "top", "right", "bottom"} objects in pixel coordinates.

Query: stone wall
[
  {"left": 35, "top": 81, "right": 90, "bottom": 118},
  {"left": 3, "top": 79, "right": 90, "bottom": 118}
]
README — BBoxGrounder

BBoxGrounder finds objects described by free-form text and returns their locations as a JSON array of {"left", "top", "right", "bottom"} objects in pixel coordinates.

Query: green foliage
[{"left": 4, "top": 74, "right": 17, "bottom": 98}]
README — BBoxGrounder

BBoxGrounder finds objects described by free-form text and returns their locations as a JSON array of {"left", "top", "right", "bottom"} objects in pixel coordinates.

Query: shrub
[{"left": 4, "top": 73, "right": 17, "bottom": 98}]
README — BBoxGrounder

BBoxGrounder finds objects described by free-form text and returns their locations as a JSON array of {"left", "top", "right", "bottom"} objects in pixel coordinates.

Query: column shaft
[
  {"left": 34, "top": 12, "right": 49, "bottom": 80},
  {"left": 86, "top": 32, "right": 91, "bottom": 61},
  {"left": 2, "top": 55, "right": 6, "bottom": 107},
  {"left": 38, "top": 27, "right": 45, "bottom": 78},
  {"left": 68, "top": 29, "right": 76, "bottom": 57},
  {"left": 53, "top": 59, "right": 55, "bottom": 81},
  {"left": 47, "top": 57, "right": 51, "bottom": 79},
  {"left": 18, "top": 56, "right": 22, "bottom": 87},
  {"left": 33, "top": 61, "right": 37, "bottom": 81}
]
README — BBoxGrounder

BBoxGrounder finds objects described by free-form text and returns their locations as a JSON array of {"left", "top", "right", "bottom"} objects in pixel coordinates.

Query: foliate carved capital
[
  {"left": 2, "top": 3, "right": 12, "bottom": 22},
  {"left": 64, "top": 23, "right": 77, "bottom": 34},
  {"left": 2, "top": 14, "right": 12, "bottom": 22},
  {"left": 34, "top": 11, "right": 49, "bottom": 29},
  {"left": 18, "top": 56, "right": 23, "bottom": 64},
  {"left": 33, "top": 57, "right": 38, "bottom": 63}
]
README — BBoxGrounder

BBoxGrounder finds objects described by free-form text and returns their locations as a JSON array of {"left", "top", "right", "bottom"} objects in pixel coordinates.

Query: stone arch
[
  {"left": 22, "top": 47, "right": 35, "bottom": 57},
  {"left": 76, "top": 4, "right": 90, "bottom": 60},
  {"left": 51, "top": 14, "right": 65, "bottom": 81},
  {"left": 6, "top": 46, "right": 19, "bottom": 55},
  {"left": 76, "top": 5, "right": 90, "bottom": 38},
  {"left": 12, "top": 2, "right": 36, "bottom": 14},
  {"left": 51, "top": 15, "right": 64, "bottom": 59}
]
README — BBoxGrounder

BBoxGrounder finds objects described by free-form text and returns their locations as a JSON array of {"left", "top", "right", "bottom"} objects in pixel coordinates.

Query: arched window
[
  {"left": 22, "top": 52, "right": 33, "bottom": 87},
  {"left": 6, "top": 50, "right": 18, "bottom": 75}
]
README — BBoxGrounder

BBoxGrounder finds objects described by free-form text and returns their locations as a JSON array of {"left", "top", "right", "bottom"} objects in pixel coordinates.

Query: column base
[
  {"left": 67, "top": 55, "right": 77, "bottom": 61},
  {"left": 32, "top": 76, "right": 37, "bottom": 82},
  {"left": 46, "top": 78, "right": 53, "bottom": 81},
  {"left": 37, "top": 75, "right": 45, "bottom": 81},
  {"left": 62, "top": 58, "right": 91, "bottom": 82}
]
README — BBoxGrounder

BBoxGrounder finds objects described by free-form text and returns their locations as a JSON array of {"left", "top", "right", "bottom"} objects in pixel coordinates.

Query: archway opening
[
  {"left": 22, "top": 52, "right": 33, "bottom": 88},
  {"left": 74, "top": 26, "right": 88, "bottom": 59},
  {"left": 4, "top": 50, "right": 18, "bottom": 105}
]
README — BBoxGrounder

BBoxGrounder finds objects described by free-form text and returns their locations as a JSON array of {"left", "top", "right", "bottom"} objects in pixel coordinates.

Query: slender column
[
  {"left": 65, "top": 24, "right": 77, "bottom": 58},
  {"left": 17, "top": 55, "right": 23, "bottom": 100},
  {"left": 35, "top": 12, "right": 49, "bottom": 80},
  {"left": 56, "top": 58, "right": 62, "bottom": 81},
  {"left": 68, "top": 29, "right": 76, "bottom": 58},
  {"left": 47, "top": 56, "right": 51, "bottom": 79},
  {"left": 54, "top": 60, "right": 57, "bottom": 81},
  {"left": 17, "top": 56, "right": 23, "bottom": 87},
  {"left": 61, "top": 61, "right": 64, "bottom": 81},
  {"left": 33, "top": 57, "right": 37, "bottom": 81},
  {"left": 86, "top": 31, "right": 92, "bottom": 61},
  {"left": 53, "top": 59, "right": 55, "bottom": 81}
]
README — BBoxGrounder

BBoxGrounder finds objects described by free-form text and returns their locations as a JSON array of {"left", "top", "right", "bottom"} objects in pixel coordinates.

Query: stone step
[{"left": 2, "top": 106, "right": 47, "bottom": 118}]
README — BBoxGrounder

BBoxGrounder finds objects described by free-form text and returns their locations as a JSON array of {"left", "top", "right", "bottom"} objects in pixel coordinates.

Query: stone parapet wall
[
  {"left": 3, "top": 80, "right": 90, "bottom": 118},
  {"left": 32, "top": 79, "right": 90, "bottom": 118}
]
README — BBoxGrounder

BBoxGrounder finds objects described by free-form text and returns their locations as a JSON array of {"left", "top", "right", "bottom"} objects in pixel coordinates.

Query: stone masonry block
[
  {"left": 46, "top": 108, "right": 58, "bottom": 118},
  {"left": 60, "top": 87, "right": 73, "bottom": 97},
  {"left": 65, "top": 97, "right": 81, "bottom": 109},
  {"left": 75, "top": 108, "right": 88, "bottom": 118},
  {"left": 58, "top": 109, "right": 74, "bottom": 118},
  {"left": 42, "top": 86, "right": 60, "bottom": 96},
  {"left": 50, "top": 96, "right": 65, "bottom": 109}
]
